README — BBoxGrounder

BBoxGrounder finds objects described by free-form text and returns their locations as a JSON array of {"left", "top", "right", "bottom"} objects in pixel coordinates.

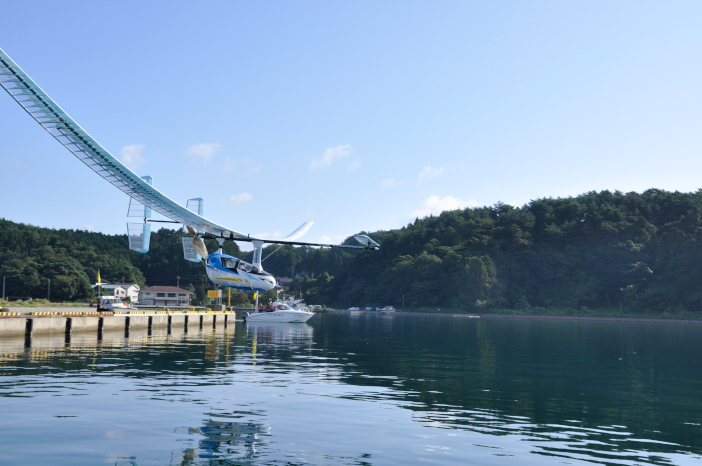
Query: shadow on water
[{"left": 0, "top": 315, "right": 701, "bottom": 465}]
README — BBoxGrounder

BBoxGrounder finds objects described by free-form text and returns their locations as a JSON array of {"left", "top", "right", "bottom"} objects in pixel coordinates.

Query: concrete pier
[
  {"left": 0, "top": 310, "right": 236, "bottom": 346},
  {"left": 0, "top": 318, "right": 27, "bottom": 337}
]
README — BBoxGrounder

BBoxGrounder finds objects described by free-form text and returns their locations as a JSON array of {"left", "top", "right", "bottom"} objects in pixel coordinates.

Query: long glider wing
[
  {"left": 0, "top": 47, "right": 377, "bottom": 251},
  {"left": 0, "top": 47, "right": 246, "bottom": 239}
]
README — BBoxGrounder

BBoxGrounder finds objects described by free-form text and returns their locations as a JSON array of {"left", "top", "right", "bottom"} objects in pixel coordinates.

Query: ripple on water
[{"left": 0, "top": 316, "right": 700, "bottom": 465}]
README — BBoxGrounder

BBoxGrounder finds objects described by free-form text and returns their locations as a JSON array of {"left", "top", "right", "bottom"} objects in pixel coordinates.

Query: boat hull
[{"left": 244, "top": 310, "right": 314, "bottom": 323}]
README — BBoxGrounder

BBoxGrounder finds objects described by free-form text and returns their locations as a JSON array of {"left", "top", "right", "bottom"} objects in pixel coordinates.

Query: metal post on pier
[
  {"left": 2, "top": 276, "right": 5, "bottom": 301},
  {"left": 47, "top": 278, "right": 51, "bottom": 301}
]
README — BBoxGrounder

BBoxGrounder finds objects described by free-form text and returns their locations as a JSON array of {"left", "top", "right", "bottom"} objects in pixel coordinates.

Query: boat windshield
[
  {"left": 102, "top": 297, "right": 122, "bottom": 305},
  {"left": 274, "top": 303, "right": 291, "bottom": 310}
]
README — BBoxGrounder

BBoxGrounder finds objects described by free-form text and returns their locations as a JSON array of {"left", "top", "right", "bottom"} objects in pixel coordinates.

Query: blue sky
[{"left": 1, "top": 1, "right": 701, "bottom": 246}]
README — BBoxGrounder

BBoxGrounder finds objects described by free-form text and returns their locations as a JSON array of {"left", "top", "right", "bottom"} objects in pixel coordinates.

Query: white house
[
  {"left": 100, "top": 283, "right": 141, "bottom": 302},
  {"left": 138, "top": 286, "right": 193, "bottom": 307}
]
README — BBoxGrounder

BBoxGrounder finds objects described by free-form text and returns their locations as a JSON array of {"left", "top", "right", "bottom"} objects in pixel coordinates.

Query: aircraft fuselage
[{"left": 205, "top": 253, "right": 276, "bottom": 292}]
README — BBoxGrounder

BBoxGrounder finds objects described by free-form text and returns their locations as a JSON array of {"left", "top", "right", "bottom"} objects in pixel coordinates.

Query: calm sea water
[{"left": 1, "top": 313, "right": 701, "bottom": 465}]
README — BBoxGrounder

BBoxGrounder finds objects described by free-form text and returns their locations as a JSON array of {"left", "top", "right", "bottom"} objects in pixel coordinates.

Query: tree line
[
  {"left": 334, "top": 188, "right": 702, "bottom": 314},
  {"left": 2, "top": 188, "right": 702, "bottom": 314}
]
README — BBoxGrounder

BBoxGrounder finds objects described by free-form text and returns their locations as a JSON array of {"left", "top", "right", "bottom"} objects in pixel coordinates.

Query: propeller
[{"left": 187, "top": 226, "right": 209, "bottom": 260}]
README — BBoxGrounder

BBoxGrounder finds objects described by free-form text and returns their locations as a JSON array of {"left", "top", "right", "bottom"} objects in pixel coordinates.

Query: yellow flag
[
  {"left": 97, "top": 269, "right": 101, "bottom": 284},
  {"left": 253, "top": 291, "right": 258, "bottom": 300}
]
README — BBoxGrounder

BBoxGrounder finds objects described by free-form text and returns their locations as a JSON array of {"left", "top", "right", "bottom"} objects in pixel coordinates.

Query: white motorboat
[
  {"left": 280, "top": 296, "right": 308, "bottom": 311},
  {"left": 243, "top": 302, "right": 314, "bottom": 323},
  {"left": 97, "top": 295, "right": 133, "bottom": 311}
]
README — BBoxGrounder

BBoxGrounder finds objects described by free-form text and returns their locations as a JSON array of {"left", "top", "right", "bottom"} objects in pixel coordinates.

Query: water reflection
[
  {"left": 314, "top": 315, "right": 702, "bottom": 465},
  {"left": 0, "top": 315, "right": 701, "bottom": 465},
  {"left": 245, "top": 322, "right": 313, "bottom": 347},
  {"left": 174, "top": 410, "right": 270, "bottom": 465}
]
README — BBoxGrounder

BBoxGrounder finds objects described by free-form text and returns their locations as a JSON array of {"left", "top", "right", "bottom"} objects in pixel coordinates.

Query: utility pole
[
  {"left": 2, "top": 276, "right": 5, "bottom": 301},
  {"left": 402, "top": 294, "right": 405, "bottom": 311},
  {"left": 47, "top": 278, "right": 51, "bottom": 301},
  {"left": 176, "top": 276, "right": 181, "bottom": 289}
]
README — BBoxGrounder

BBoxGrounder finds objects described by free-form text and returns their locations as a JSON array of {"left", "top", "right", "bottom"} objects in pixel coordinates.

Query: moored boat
[
  {"left": 97, "top": 295, "right": 133, "bottom": 312},
  {"left": 243, "top": 302, "right": 314, "bottom": 323}
]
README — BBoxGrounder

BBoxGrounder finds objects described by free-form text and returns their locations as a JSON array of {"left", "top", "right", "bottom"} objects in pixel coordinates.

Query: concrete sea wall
[{"left": 0, "top": 311, "right": 235, "bottom": 347}]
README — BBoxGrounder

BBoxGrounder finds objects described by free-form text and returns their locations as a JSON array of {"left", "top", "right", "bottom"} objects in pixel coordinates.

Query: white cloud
[
  {"left": 5, "top": 160, "right": 27, "bottom": 169},
  {"left": 310, "top": 144, "right": 352, "bottom": 171},
  {"left": 186, "top": 142, "right": 222, "bottom": 165},
  {"left": 380, "top": 178, "right": 402, "bottom": 188},
  {"left": 411, "top": 195, "right": 480, "bottom": 218},
  {"left": 418, "top": 165, "right": 445, "bottom": 182},
  {"left": 84, "top": 224, "right": 95, "bottom": 232},
  {"left": 222, "top": 192, "right": 253, "bottom": 206},
  {"left": 348, "top": 160, "right": 361, "bottom": 171},
  {"left": 120, "top": 144, "right": 146, "bottom": 170},
  {"left": 221, "top": 157, "right": 234, "bottom": 172}
]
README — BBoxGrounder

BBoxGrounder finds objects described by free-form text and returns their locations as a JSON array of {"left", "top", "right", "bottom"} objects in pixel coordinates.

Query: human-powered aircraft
[{"left": 0, "top": 47, "right": 379, "bottom": 292}]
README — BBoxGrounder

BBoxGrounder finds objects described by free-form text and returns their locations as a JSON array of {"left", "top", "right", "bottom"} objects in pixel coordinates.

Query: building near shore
[
  {"left": 100, "top": 283, "right": 140, "bottom": 302},
  {"left": 138, "top": 286, "right": 192, "bottom": 307},
  {"left": 277, "top": 277, "right": 293, "bottom": 287}
]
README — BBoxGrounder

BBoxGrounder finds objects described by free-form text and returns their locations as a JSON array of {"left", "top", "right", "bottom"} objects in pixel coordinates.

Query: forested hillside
[
  {"left": 0, "top": 218, "right": 353, "bottom": 304},
  {"left": 3, "top": 188, "right": 702, "bottom": 314},
  {"left": 336, "top": 189, "right": 702, "bottom": 314}
]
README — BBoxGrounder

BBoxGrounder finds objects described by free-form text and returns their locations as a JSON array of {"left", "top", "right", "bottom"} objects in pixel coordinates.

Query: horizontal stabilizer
[
  {"left": 127, "top": 222, "right": 152, "bottom": 253},
  {"left": 354, "top": 235, "right": 380, "bottom": 249}
]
